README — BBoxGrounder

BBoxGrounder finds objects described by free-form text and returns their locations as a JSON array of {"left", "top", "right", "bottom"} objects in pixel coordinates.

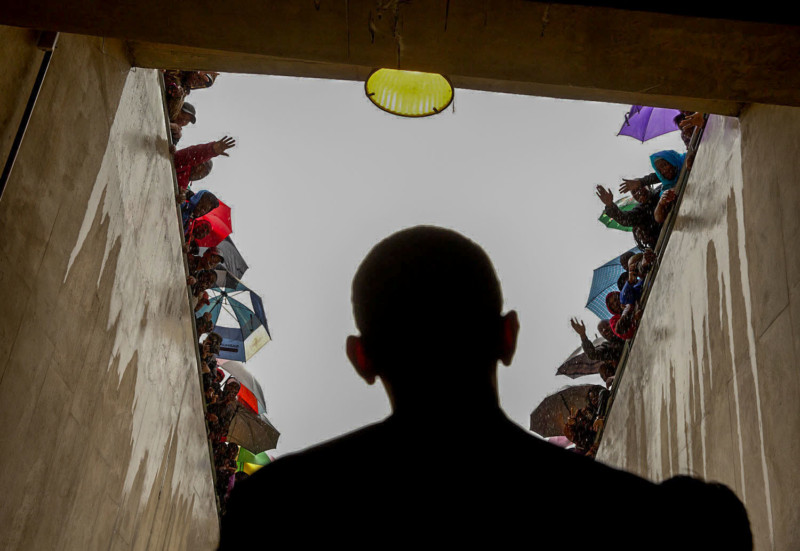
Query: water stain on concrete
[
  {"left": 595, "top": 110, "right": 800, "bottom": 548},
  {"left": 0, "top": 34, "right": 217, "bottom": 549}
]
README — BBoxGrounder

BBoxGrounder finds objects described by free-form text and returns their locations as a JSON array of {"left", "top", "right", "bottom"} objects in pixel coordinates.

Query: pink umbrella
[
  {"left": 545, "top": 436, "right": 574, "bottom": 448},
  {"left": 195, "top": 199, "right": 232, "bottom": 247}
]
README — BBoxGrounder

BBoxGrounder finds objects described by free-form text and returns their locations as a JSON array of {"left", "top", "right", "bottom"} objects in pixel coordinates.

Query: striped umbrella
[{"left": 196, "top": 270, "right": 271, "bottom": 362}]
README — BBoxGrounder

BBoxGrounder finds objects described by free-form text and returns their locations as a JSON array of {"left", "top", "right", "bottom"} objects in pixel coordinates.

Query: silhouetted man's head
[{"left": 347, "top": 226, "right": 518, "bottom": 400}]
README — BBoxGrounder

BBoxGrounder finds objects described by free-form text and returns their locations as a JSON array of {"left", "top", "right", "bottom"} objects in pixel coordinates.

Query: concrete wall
[
  {"left": 5, "top": 2, "right": 800, "bottom": 114},
  {"left": 0, "top": 26, "right": 44, "bottom": 170},
  {"left": 597, "top": 106, "right": 800, "bottom": 550},
  {"left": 0, "top": 31, "right": 218, "bottom": 550}
]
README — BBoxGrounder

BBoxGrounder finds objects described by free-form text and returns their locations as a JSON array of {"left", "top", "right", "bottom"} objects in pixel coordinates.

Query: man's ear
[
  {"left": 499, "top": 311, "right": 520, "bottom": 366},
  {"left": 346, "top": 335, "right": 377, "bottom": 385}
]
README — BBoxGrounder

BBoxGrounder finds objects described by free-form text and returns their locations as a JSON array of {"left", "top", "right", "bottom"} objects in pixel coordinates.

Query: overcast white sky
[{"left": 186, "top": 74, "right": 683, "bottom": 454}]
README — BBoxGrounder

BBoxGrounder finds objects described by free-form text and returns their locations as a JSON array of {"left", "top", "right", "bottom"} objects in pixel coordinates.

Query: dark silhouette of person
[
  {"left": 660, "top": 476, "right": 753, "bottom": 550},
  {"left": 219, "top": 226, "right": 749, "bottom": 549}
]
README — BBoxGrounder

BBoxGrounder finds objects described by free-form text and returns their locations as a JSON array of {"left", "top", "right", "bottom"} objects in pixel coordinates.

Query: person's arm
[
  {"left": 619, "top": 279, "right": 645, "bottom": 306},
  {"left": 581, "top": 335, "right": 605, "bottom": 361},
  {"left": 597, "top": 185, "right": 649, "bottom": 227},
  {"left": 616, "top": 305, "right": 636, "bottom": 336},
  {"left": 605, "top": 202, "right": 647, "bottom": 227},
  {"left": 571, "top": 318, "right": 599, "bottom": 359},
  {"left": 175, "top": 137, "right": 236, "bottom": 171},
  {"left": 620, "top": 173, "right": 660, "bottom": 193},
  {"left": 678, "top": 112, "right": 705, "bottom": 131},
  {"left": 174, "top": 142, "right": 218, "bottom": 172},
  {"left": 654, "top": 189, "right": 677, "bottom": 223}
]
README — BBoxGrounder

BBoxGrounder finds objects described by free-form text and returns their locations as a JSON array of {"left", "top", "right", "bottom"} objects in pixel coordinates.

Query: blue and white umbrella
[{"left": 196, "top": 269, "right": 271, "bottom": 361}]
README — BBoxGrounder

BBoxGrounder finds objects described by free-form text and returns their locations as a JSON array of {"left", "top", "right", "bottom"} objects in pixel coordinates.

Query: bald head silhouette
[{"left": 345, "top": 226, "right": 519, "bottom": 411}]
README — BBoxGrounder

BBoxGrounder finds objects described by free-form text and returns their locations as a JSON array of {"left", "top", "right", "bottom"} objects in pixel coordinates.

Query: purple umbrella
[{"left": 617, "top": 105, "right": 681, "bottom": 142}]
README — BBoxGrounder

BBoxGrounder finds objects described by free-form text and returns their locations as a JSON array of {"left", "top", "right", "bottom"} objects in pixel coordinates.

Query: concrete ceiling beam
[{"left": 3, "top": 1, "right": 799, "bottom": 113}]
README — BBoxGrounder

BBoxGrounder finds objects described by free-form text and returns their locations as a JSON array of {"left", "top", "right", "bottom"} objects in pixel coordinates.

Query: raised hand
[
  {"left": 570, "top": 317, "right": 586, "bottom": 336},
  {"left": 661, "top": 189, "right": 677, "bottom": 204},
  {"left": 595, "top": 185, "right": 614, "bottom": 206},
  {"left": 679, "top": 112, "right": 705, "bottom": 130},
  {"left": 619, "top": 178, "right": 641, "bottom": 194},
  {"left": 213, "top": 136, "right": 237, "bottom": 156}
]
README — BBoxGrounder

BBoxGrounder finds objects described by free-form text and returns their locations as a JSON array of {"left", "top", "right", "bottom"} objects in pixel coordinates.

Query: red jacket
[
  {"left": 175, "top": 142, "right": 218, "bottom": 190},
  {"left": 609, "top": 314, "right": 636, "bottom": 340}
]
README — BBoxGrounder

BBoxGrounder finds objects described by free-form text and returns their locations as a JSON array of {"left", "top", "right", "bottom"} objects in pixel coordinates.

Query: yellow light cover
[{"left": 365, "top": 69, "right": 454, "bottom": 117}]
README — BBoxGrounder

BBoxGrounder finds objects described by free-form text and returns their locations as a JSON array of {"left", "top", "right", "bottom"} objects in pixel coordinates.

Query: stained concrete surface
[
  {"left": 0, "top": 26, "right": 44, "bottom": 172},
  {"left": 0, "top": 32, "right": 218, "bottom": 549},
  {"left": 2, "top": 16, "right": 799, "bottom": 550},
  {"left": 597, "top": 107, "right": 800, "bottom": 550},
  {"left": 5, "top": 3, "right": 800, "bottom": 113}
]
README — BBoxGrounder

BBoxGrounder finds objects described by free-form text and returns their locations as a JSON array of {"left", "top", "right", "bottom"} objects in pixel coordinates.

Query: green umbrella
[
  {"left": 598, "top": 195, "right": 636, "bottom": 232},
  {"left": 237, "top": 447, "right": 273, "bottom": 475}
]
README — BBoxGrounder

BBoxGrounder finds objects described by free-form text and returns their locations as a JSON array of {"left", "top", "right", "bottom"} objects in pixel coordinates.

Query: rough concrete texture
[
  {"left": 597, "top": 107, "right": 800, "bottom": 550},
  {"left": 0, "top": 26, "right": 44, "bottom": 170},
  {"left": 4, "top": 3, "right": 800, "bottom": 113},
  {"left": 0, "top": 33, "right": 218, "bottom": 549}
]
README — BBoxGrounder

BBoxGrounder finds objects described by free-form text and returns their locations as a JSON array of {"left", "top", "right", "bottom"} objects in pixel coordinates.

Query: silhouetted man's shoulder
[{"left": 221, "top": 418, "right": 667, "bottom": 549}]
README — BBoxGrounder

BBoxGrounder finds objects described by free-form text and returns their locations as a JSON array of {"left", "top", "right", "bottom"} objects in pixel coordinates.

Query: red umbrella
[
  {"left": 195, "top": 200, "right": 232, "bottom": 247},
  {"left": 219, "top": 361, "right": 268, "bottom": 416}
]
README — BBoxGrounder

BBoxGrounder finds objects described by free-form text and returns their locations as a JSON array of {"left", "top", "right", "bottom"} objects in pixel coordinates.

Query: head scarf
[{"left": 650, "top": 150, "right": 686, "bottom": 192}]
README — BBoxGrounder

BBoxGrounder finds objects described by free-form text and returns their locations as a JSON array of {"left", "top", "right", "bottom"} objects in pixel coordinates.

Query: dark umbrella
[
  {"left": 586, "top": 247, "right": 639, "bottom": 320},
  {"left": 215, "top": 236, "right": 249, "bottom": 279},
  {"left": 529, "top": 384, "right": 604, "bottom": 437},
  {"left": 226, "top": 404, "right": 280, "bottom": 453},
  {"left": 556, "top": 338, "right": 607, "bottom": 379},
  {"left": 617, "top": 105, "right": 680, "bottom": 142}
]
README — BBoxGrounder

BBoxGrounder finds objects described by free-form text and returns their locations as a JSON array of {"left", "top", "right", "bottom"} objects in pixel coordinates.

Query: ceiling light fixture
[{"left": 365, "top": 68, "right": 454, "bottom": 118}]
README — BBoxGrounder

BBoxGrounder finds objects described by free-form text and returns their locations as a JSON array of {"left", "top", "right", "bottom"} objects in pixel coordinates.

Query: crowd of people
[
  {"left": 163, "top": 69, "right": 250, "bottom": 512},
  {"left": 163, "top": 74, "right": 708, "bottom": 507},
  {"left": 561, "top": 110, "right": 706, "bottom": 457}
]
